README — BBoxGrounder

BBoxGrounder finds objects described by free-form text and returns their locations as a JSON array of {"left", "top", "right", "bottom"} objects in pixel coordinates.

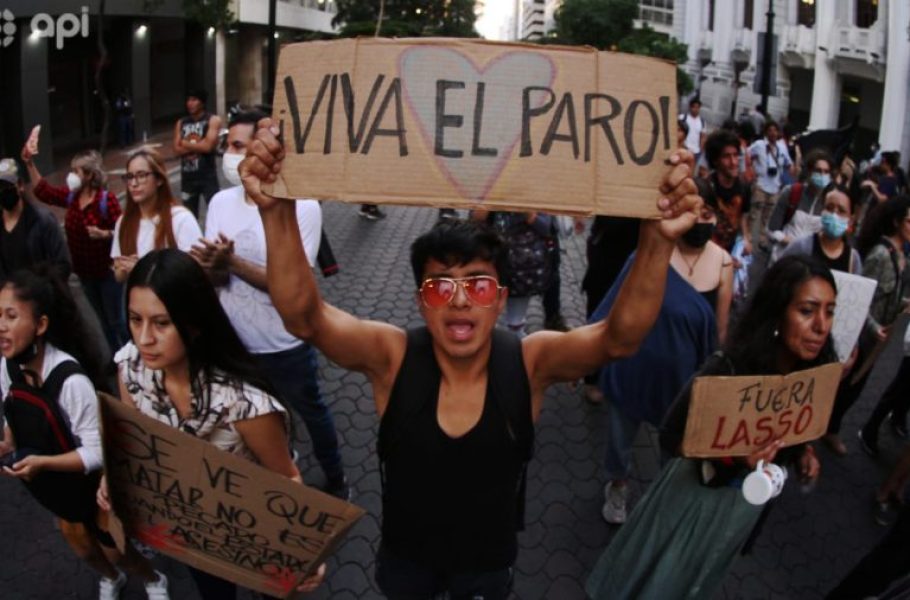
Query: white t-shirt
[
  {"left": 0, "top": 344, "right": 103, "bottom": 473},
  {"left": 110, "top": 205, "right": 202, "bottom": 258},
  {"left": 683, "top": 112, "right": 705, "bottom": 154},
  {"left": 204, "top": 186, "right": 322, "bottom": 353}
]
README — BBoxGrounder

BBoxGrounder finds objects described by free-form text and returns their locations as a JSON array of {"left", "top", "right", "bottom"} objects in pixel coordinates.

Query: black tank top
[
  {"left": 179, "top": 112, "right": 217, "bottom": 183},
  {"left": 811, "top": 234, "right": 851, "bottom": 272},
  {"left": 378, "top": 327, "right": 533, "bottom": 572}
]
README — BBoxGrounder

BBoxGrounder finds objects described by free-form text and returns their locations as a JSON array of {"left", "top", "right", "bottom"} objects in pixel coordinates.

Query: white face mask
[
  {"left": 65, "top": 172, "right": 82, "bottom": 192},
  {"left": 222, "top": 152, "right": 244, "bottom": 187}
]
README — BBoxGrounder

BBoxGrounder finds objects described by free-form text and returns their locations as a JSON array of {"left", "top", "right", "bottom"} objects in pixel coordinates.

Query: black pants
[
  {"left": 543, "top": 241, "right": 561, "bottom": 322},
  {"left": 827, "top": 505, "right": 910, "bottom": 598},
  {"left": 862, "top": 357, "right": 910, "bottom": 443},
  {"left": 189, "top": 567, "right": 281, "bottom": 600},
  {"left": 181, "top": 177, "right": 219, "bottom": 219},
  {"left": 375, "top": 544, "right": 513, "bottom": 600}
]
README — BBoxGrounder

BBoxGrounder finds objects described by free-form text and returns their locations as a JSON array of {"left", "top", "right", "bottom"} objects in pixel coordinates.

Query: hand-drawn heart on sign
[
  {"left": 399, "top": 47, "right": 556, "bottom": 202},
  {"left": 267, "top": 38, "right": 677, "bottom": 217}
]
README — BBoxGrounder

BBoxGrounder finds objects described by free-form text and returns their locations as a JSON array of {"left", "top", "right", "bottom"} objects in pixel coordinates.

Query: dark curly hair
[{"left": 410, "top": 219, "right": 507, "bottom": 288}]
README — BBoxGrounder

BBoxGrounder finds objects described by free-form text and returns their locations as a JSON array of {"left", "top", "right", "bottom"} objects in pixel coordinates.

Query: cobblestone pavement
[{"left": 0, "top": 200, "right": 905, "bottom": 599}]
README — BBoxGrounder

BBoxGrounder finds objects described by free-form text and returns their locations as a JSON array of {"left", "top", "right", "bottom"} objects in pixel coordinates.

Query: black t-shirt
[
  {"left": 0, "top": 219, "right": 30, "bottom": 274},
  {"left": 811, "top": 234, "right": 851, "bottom": 272},
  {"left": 179, "top": 112, "right": 217, "bottom": 184},
  {"left": 710, "top": 174, "right": 752, "bottom": 251}
]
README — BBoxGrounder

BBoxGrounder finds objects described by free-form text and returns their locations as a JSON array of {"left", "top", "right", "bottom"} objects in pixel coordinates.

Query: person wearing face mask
[
  {"left": 20, "top": 146, "right": 125, "bottom": 352},
  {"left": 765, "top": 149, "right": 835, "bottom": 265},
  {"left": 189, "top": 110, "right": 350, "bottom": 499},
  {"left": 0, "top": 158, "right": 71, "bottom": 280},
  {"left": 780, "top": 184, "right": 861, "bottom": 275},
  {"left": 588, "top": 178, "right": 726, "bottom": 525}
]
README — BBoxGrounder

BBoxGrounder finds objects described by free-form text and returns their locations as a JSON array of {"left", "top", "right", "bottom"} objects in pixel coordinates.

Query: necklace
[{"left": 678, "top": 247, "right": 706, "bottom": 276}]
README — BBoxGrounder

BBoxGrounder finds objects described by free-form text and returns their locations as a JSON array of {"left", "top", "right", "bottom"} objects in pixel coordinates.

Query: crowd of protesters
[{"left": 1, "top": 84, "right": 910, "bottom": 600}]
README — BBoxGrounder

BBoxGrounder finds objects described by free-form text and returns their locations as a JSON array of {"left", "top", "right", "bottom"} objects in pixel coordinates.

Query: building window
[
  {"left": 797, "top": 0, "right": 815, "bottom": 27},
  {"left": 855, "top": 0, "right": 877, "bottom": 28},
  {"left": 639, "top": 0, "right": 674, "bottom": 27},
  {"left": 708, "top": 0, "right": 715, "bottom": 31},
  {"left": 743, "top": 0, "right": 753, "bottom": 29}
]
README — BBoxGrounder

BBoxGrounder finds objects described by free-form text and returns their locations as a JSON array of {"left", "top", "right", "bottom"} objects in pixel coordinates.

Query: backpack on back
[
  {"left": 3, "top": 360, "right": 99, "bottom": 523},
  {"left": 65, "top": 189, "right": 111, "bottom": 222}
]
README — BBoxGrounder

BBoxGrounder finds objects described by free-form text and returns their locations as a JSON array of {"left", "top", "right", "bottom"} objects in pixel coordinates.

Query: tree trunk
[{"left": 375, "top": 0, "right": 385, "bottom": 36}]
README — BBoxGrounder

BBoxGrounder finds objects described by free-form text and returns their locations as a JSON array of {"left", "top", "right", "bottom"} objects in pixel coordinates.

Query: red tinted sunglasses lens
[
  {"left": 463, "top": 277, "right": 498, "bottom": 306},
  {"left": 421, "top": 279, "right": 456, "bottom": 307}
]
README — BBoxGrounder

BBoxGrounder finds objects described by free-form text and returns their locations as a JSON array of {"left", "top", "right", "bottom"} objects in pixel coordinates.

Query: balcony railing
[{"left": 831, "top": 22, "right": 886, "bottom": 63}]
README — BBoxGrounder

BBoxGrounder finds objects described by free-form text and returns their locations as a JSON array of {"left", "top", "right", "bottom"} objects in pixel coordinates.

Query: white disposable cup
[{"left": 742, "top": 460, "right": 787, "bottom": 506}]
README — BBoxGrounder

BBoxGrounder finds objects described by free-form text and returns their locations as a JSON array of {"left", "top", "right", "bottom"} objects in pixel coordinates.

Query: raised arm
[
  {"left": 523, "top": 151, "right": 701, "bottom": 404},
  {"left": 240, "top": 119, "right": 405, "bottom": 410}
]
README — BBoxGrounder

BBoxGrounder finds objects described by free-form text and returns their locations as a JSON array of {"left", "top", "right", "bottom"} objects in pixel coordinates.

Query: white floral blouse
[{"left": 114, "top": 342, "right": 288, "bottom": 462}]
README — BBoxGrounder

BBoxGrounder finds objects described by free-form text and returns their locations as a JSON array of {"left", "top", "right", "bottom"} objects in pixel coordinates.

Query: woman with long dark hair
[
  {"left": 111, "top": 149, "right": 201, "bottom": 282},
  {"left": 0, "top": 265, "right": 165, "bottom": 599},
  {"left": 587, "top": 255, "right": 836, "bottom": 599},
  {"left": 97, "top": 249, "right": 324, "bottom": 598}
]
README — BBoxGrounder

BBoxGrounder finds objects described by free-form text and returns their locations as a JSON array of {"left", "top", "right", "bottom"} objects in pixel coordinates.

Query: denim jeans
[
  {"left": 256, "top": 343, "right": 344, "bottom": 483},
  {"left": 605, "top": 398, "right": 640, "bottom": 481},
  {"left": 80, "top": 272, "right": 126, "bottom": 354}
]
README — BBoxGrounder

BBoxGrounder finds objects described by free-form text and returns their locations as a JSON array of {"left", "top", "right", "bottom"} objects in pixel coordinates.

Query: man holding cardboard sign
[{"left": 240, "top": 97, "right": 699, "bottom": 596}]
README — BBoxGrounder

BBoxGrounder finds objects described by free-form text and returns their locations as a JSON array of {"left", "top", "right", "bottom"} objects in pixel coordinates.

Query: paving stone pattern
[{"left": 0, "top": 202, "right": 902, "bottom": 599}]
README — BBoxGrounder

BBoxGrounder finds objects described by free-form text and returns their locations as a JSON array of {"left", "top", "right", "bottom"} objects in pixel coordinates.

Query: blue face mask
[
  {"left": 821, "top": 211, "right": 849, "bottom": 239},
  {"left": 810, "top": 172, "right": 832, "bottom": 189}
]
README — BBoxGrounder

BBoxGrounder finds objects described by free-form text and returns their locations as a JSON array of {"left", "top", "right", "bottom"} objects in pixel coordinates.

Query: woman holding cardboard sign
[
  {"left": 96, "top": 249, "right": 325, "bottom": 598},
  {"left": 587, "top": 255, "right": 836, "bottom": 600}
]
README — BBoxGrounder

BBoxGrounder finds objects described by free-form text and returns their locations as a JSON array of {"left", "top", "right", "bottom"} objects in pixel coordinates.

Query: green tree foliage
[
  {"left": 553, "top": 0, "right": 638, "bottom": 49},
  {"left": 552, "top": 0, "right": 692, "bottom": 95},
  {"left": 183, "top": 0, "right": 235, "bottom": 30},
  {"left": 333, "top": 0, "right": 478, "bottom": 38}
]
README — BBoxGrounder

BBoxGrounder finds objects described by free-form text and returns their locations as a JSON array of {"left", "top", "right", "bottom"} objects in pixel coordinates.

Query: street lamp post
[
  {"left": 759, "top": 1, "right": 775, "bottom": 115},
  {"left": 265, "top": 0, "right": 277, "bottom": 106}
]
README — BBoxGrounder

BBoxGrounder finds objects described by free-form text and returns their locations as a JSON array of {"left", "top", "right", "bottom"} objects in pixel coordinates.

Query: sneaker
[
  {"left": 543, "top": 314, "right": 570, "bottom": 332},
  {"left": 890, "top": 413, "right": 909, "bottom": 439},
  {"left": 438, "top": 208, "right": 457, "bottom": 220},
  {"left": 821, "top": 433, "right": 848, "bottom": 456},
  {"left": 601, "top": 481, "right": 628, "bottom": 524},
  {"left": 583, "top": 384, "right": 605, "bottom": 405},
  {"left": 858, "top": 428, "right": 880, "bottom": 458},
  {"left": 144, "top": 570, "right": 170, "bottom": 600},
  {"left": 99, "top": 570, "right": 126, "bottom": 600},
  {"left": 324, "top": 475, "right": 353, "bottom": 501},
  {"left": 358, "top": 206, "right": 379, "bottom": 220}
]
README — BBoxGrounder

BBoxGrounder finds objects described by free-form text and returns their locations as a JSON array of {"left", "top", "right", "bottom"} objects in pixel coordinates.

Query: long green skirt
[{"left": 586, "top": 457, "right": 762, "bottom": 600}]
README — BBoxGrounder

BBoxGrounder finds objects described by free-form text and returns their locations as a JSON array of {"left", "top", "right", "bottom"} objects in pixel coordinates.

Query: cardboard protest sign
[
  {"left": 99, "top": 394, "right": 365, "bottom": 598},
  {"left": 831, "top": 270, "right": 877, "bottom": 362},
  {"left": 266, "top": 37, "right": 677, "bottom": 217},
  {"left": 681, "top": 363, "right": 841, "bottom": 458}
]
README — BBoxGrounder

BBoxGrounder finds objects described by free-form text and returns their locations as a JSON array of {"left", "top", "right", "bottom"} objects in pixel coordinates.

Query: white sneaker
[
  {"left": 144, "top": 571, "right": 170, "bottom": 600},
  {"left": 99, "top": 570, "right": 126, "bottom": 600},
  {"left": 602, "top": 481, "right": 628, "bottom": 524}
]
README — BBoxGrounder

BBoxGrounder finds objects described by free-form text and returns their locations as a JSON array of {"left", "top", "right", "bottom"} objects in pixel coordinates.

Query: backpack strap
[
  {"left": 5, "top": 358, "right": 25, "bottom": 386},
  {"left": 488, "top": 328, "right": 534, "bottom": 528},
  {"left": 783, "top": 183, "right": 803, "bottom": 226},
  {"left": 66, "top": 190, "right": 109, "bottom": 221},
  {"left": 41, "top": 360, "right": 85, "bottom": 402}
]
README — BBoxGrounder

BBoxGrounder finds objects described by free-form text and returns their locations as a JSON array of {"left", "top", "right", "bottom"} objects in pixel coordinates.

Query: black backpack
[{"left": 3, "top": 360, "right": 100, "bottom": 523}]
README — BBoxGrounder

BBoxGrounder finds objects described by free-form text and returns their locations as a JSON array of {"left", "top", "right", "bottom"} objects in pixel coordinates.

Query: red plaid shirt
[{"left": 33, "top": 179, "right": 122, "bottom": 279}]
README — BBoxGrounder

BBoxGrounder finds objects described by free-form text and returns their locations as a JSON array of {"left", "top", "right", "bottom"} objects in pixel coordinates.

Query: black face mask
[
  {"left": 0, "top": 187, "right": 19, "bottom": 211},
  {"left": 682, "top": 223, "right": 715, "bottom": 248}
]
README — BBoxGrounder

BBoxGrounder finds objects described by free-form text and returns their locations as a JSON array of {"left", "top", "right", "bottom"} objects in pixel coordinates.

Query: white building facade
[{"left": 675, "top": 0, "right": 910, "bottom": 160}]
